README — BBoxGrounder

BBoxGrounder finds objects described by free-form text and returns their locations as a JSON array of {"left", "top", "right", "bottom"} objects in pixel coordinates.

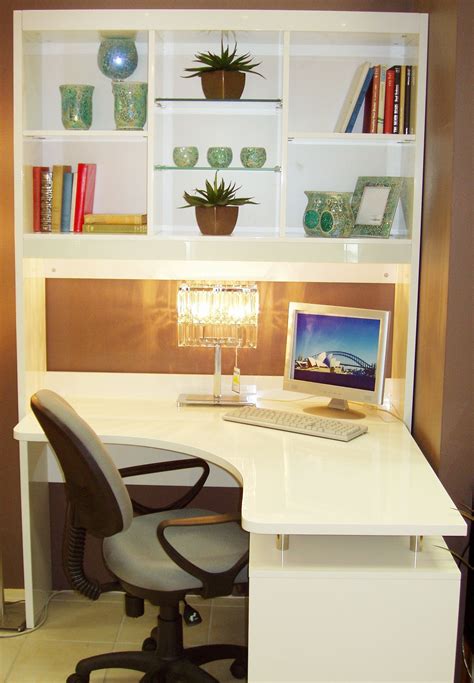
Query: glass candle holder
[
  {"left": 207, "top": 147, "right": 233, "bottom": 168},
  {"left": 112, "top": 81, "right": 147, "bottom": 130},
  {"left": 240, "top": 147, "right": 267, "bottom": 168},
  {"left": 60, "top": 84, "right": 94, "bottom": 130},
  {"left": 173, "top": 146, "right": 199, "bottom": 168}
]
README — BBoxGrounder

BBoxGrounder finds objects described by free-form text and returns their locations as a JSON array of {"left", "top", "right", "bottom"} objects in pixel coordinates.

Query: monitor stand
[{"left": 303, "top": 398, "right": 365, "bottom": 420}]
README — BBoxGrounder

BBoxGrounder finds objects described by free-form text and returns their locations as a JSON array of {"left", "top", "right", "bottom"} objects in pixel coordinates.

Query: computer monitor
[{"left": 283, "top": 303, "right": 390, "bottom": 419}]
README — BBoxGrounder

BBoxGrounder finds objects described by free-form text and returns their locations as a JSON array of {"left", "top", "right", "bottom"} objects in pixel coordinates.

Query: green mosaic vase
[
  {"left": 60, "top": 84, "right": 94, "bottom": 130},
  {"left": 303, "top": 191, "right": 354, "bottom": 238},
  {"left": 112, "top": 81, "right": 147, "bottom": 130}
]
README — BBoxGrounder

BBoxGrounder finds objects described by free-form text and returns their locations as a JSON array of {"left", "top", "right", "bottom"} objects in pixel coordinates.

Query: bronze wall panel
[{"left": 46, "top": 280, "right": 394, "bottom": 375}]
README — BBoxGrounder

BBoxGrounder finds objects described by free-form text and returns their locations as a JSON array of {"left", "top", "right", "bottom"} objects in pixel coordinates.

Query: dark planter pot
[
  {"left": 200, "top": 70, "right": 246, "bottom": 99},
  {"left": 195, "top": 206, "right": 239, "bottom": 235}
]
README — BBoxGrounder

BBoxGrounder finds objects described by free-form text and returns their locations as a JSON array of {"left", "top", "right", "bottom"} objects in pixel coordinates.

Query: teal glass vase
[
  {"left": 112, "top": 81, "right": 147, "bottom": 130},
  {"left": 97, "top": 36, "right": 138, "bottom": 80},
  {"left": 60, "top": 84, "right": 94, "bottom": 130}
]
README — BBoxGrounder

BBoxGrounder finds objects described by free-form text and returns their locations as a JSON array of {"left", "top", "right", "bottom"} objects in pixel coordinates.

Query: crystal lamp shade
[{"left": 177, "top": 282, "right": 259, "bottom": 349}]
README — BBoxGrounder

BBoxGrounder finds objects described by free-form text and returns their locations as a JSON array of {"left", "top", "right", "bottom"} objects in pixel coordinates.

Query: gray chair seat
[{"left": 103, "top": 507, "right": 249, "bottom": 593}]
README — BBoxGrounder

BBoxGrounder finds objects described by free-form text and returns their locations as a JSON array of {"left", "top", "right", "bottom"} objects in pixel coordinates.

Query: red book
[
  {"left": 32, "top": 165, "right": 49, "bottom": 232},
  {"left": 73, "top": 163, "right": 97, "bottom": 233},
  {"left": 384, "top": 67, "right": 396, "bottom": 134}
]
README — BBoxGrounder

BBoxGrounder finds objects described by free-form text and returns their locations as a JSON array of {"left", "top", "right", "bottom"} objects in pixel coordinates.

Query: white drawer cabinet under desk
[{"left": 248, "top": 535, "right": 460, "bottom": 683}]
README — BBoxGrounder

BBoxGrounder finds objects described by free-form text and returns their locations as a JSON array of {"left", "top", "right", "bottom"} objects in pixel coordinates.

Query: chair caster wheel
[
  {"left": 66, "top": 674, "right": 89, "bottom": 683},
  {"left": 142, "top": 636, "right": 157, "bottom": 651},
  {"left": 230, "top": 658, "right": 247, "bottom": 679}
]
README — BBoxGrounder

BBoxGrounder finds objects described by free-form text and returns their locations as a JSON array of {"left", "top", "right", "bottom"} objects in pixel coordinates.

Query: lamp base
[{"left": 177, "top": 393, "right": 256, "bottom": 407}]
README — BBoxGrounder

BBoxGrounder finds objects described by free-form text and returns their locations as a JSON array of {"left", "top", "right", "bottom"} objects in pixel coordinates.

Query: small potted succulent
[
  {"left": 183, "top": 38, "right": 263, "bottom": 99},
  {"left": 181, "top": 173, "right": 257, "bottom": 235}
]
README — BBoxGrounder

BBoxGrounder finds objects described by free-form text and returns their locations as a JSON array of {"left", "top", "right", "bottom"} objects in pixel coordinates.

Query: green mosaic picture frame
[{"left": 350, "top": 176, "right": 404, "bottom": 238}]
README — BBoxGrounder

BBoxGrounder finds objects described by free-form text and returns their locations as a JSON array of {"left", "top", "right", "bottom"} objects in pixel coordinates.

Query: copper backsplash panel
[{"left": 46, "top": 280, "right": 394, "bottom": 375}]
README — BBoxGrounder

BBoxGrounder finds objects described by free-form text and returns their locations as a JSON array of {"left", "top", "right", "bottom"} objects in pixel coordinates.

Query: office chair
[{"left": 31, "top": 390, "right": 249, "bottom": 683}]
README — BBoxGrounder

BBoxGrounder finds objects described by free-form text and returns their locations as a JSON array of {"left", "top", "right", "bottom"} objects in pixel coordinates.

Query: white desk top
[{"left": 14, "top": 394, "right": 466, "bottom": 537}]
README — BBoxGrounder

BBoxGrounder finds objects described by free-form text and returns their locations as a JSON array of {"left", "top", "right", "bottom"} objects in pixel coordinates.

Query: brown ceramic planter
[
  {"left": 195, "top": 206, "right": 239, "bottom": 235},
  {"left": 200, "top": 70, "right": 246, "bottom": 99}
]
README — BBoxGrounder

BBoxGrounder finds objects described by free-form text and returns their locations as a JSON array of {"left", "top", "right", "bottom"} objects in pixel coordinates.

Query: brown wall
[
  {"left": 412, "top": 1, "right": 473, "bottom": 679},
  {"left": 413, "top": 0, "right": 473, "bottom": 551},
  {"left": 46, "top": 280, "right": 394, "bottom": 375}
]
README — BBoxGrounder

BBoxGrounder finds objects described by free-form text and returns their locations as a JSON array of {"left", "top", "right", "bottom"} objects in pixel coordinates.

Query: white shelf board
[
  {"left": 23, "top": 130, "right": 148, "bottom": 140},
  {"left": 288, "top": 132, "right": 416, "bottom": 145},
  {"left": 22, "top": 233, "right": 412, "bottom": 265}
]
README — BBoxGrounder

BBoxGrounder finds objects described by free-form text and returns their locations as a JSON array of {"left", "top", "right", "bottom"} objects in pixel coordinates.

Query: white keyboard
[{"left": 222, "top": 406, "right": 368, "bottom": 442}]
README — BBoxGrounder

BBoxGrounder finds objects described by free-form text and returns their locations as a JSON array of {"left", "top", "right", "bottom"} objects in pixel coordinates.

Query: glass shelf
[
  {"left": 154, "top": 165, "right": 281, "bottom": 172},
  {"left": 156, "top": 97, "right": 282, "bottom": 104},
  {"left": 155, "top": 98, "right": 282, "bottom": 112}
]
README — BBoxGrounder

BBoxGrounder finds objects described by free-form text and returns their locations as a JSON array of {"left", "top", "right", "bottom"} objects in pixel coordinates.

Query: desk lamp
[{"left": 177, "top": 281, "right": 259, "bottom": 406}]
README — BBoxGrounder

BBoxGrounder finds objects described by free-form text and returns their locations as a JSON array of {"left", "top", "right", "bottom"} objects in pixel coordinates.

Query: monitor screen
[{"left": 283, "top": 303, "right": 390, "bottom": 412}]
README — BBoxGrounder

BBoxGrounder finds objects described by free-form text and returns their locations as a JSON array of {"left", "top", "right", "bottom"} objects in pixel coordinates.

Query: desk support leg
[
  {"left": 276, "top": 534, "right": 289, "bottom": 551},
  {"left": 409, "top": 535, "right": 424, "bottom": 553},
  {"left": 20, "top": 441, "right": 53, "bottom": 628}
]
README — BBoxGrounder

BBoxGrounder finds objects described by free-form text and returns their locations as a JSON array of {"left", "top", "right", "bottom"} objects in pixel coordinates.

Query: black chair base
[
  {"left": 66, "top": 605, "right": 247, "bottom": 683},
  {"left": 66, "top": 644, "right": 247, "bottom": 682}
]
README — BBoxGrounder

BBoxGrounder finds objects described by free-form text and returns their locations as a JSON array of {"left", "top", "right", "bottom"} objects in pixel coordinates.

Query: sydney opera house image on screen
[{"left": 292, "top": 313, "right": 381, "bottom": 392}]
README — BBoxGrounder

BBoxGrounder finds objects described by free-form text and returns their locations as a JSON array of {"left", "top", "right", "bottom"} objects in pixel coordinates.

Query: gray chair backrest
[{"left": 31, "top": 390, "right": 133, "bottom": 537}]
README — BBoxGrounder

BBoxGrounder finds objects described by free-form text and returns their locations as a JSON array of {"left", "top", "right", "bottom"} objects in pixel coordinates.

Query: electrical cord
[{"left": 0, "top": 590, "right": 67, "bottom": 638}]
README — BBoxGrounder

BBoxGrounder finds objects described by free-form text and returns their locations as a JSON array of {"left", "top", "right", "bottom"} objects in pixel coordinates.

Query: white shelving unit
[{"left": 14, "top": 9, "right": 428, "bottom": 426}]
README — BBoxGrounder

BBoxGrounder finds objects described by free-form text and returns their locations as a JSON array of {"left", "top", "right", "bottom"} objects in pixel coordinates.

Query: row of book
[
  {"left": 82, "top": 213, "right": 147, "bottom": 233},
  {"left": 335, "top": 63, "right": 417, "bottom": 135},
  {"left": 33, "top": 164, "right": 148, "bottom": 234},
  {"left": 33, "top": 163, "right": 96, "bottom": 233}
]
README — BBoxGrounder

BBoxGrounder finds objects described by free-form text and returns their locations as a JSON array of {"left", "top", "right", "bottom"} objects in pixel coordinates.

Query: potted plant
[
  {"left": 181, "top": 173, "right": 257, "bottom": 235},
  {"left": 183, "top": 38, "right": 263, "bottom": 99}
]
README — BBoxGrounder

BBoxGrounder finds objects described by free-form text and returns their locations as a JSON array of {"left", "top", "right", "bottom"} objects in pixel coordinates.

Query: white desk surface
[{"left": 14, "top": 394, "right": 466, "bottom": 538}]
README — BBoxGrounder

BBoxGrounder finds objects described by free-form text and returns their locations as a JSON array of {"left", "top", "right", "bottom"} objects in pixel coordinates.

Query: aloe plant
[
  {"left": 181, "top": 173, "right": 257, "bottom": 208},
  {"left": 183, "top": 39, "right": 263, "bottom": 78}
]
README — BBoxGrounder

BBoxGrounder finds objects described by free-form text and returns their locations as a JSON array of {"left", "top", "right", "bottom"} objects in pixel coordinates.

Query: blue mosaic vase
[{"left": 98, "top": 37, "right": 138, "bottom": 80}]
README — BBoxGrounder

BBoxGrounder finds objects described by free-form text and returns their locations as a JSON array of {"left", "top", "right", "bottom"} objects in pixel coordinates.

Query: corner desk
[{"left": 14, "top": 380, "right": 467, "bottom": 682}]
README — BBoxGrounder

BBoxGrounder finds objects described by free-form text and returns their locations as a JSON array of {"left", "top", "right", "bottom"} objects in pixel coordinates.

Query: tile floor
[{"left": 0, "top": 591, "right": 247, "bottom": 683}]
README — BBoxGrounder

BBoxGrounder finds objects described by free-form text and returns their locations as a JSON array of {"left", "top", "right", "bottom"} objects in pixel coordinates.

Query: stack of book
[
  {"left": 33, "top": 162, "right": 97, "bottom": 233},
  {"left": 82, "top": 214, "right": 147, "bottom": 234},
  {"left": 335, "top": 63, "right": 417, "bottom": 135}
]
